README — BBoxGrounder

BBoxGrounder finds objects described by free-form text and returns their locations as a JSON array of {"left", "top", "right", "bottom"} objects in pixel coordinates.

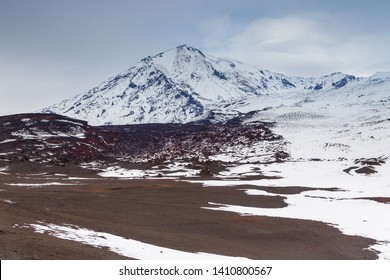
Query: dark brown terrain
[{"left": 0, "top": 162, "right": 377, "bottom": 260}]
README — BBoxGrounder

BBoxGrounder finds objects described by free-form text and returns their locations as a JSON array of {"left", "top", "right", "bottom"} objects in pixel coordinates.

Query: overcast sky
[{"left": 1, "top": 0, "right": 390, "bottom": 116}]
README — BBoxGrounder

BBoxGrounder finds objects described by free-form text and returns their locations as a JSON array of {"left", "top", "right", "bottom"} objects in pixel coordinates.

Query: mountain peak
[
  {"left": 176, "top": 44, "right": 196, "bottom": 51},
  {"left": 152, "top": 44, "right": 206, "bottom": 63},
  {"left": 175, "top": 44, "right": 205, "bottom": 56}
]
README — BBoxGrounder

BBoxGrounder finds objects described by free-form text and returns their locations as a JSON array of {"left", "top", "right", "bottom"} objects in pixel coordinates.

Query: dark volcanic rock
[
  {"left": 0, "top": 113, "right": 287, "bottom": 165},
  {"left": 0, "top": 114, "right": 111, "bottom": 165},
  {"left": 354, "top": 158, "right": 385, "bottom": 166},
  {"left": 354, "top": 166, "right": 377, "bottom": 174},
  {"left": 100, "top": 120, "right": 283, "bottom": 163}
]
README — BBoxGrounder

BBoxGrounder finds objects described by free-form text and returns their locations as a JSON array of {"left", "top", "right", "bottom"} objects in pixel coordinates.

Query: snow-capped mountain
[
  {"left": 40, "top": 45, "right": 390, "bottom": 161},
  {"left": 42, "top": 45, "right": 364, "bottom": 126}
]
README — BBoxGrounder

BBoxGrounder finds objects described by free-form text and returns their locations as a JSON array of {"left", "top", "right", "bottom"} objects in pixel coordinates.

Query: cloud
[
  {"left": 198, "top": 16, "right": 243, "bottom": 50},
  {"left": 204, "top": 16, "right": 390, "bottom": 77}
]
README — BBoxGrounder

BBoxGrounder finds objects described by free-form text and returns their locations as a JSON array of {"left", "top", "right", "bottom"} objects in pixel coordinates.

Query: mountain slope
[{"left": 232, "top": 74, "right": 390, "bottom": 161}]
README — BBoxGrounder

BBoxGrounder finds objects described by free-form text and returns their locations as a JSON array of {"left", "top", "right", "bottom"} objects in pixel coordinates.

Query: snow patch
[
  {"left": 56, "top": 119, "right": 85, "bottom": 126},
  {"left": 99, "top": 167, "right": 146, "bottom": 178},
  {"left": 1, "top": 199, "right": 16, "bottom": 204},
  {"left": 21, "top": 118, "right": 34, "bottom": 126},
  {"left": 0, "top": 166, "right": 9, "bottom": 175},
  {"left": 0, "top": 139, "right": 17, "bottom": 144},
  {"left": 98, "top": 162, "right": 199, "bottom": 178},
  {"left": 27, "top": 222, "right": 248, "bottom": 260},
  {"left": 6, "top": 182, "right": 82, "bottom": 188},
  {"left": 241, "top": 189, "right": 280, "bottom": 197}
]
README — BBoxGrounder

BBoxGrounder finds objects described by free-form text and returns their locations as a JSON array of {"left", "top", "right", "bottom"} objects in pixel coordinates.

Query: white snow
[
  {"left": 0, "top": 139, "right": 17, "bottom": 144},
  {"left": 240, "top": 189, "right": 280, "bottom": 197},
  {"left": 98, "top": 162, "right": 199, "bottom": 178},
  {"left": 99, "top": 167, "right": 146, "bottom": 178},
  {"left": 27, "top": 172, "right": 48, "bottom": 176},
  {"left": 0, "top": 166, "right": 9, "bottom": 175},
  {"left": 55, "top": 119, "right": 84, "bottom": 126},
  {"left": 66, "top": 177, "right": 102, "bottom": 180},
  {"left": 1, "top": 199, "right": 16, "bottom": 204},
  {"left": 21, "top": 118, "right": 34, "bottom": 126},
  {"left": 5, "top": 182, "right": 81, "bottom": 188},
  {"left": 0, "top": 152, "right": 14, "bottom": 155},
  {"left": 27, "top": 222, "right": 248, "bottom": 260}
]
